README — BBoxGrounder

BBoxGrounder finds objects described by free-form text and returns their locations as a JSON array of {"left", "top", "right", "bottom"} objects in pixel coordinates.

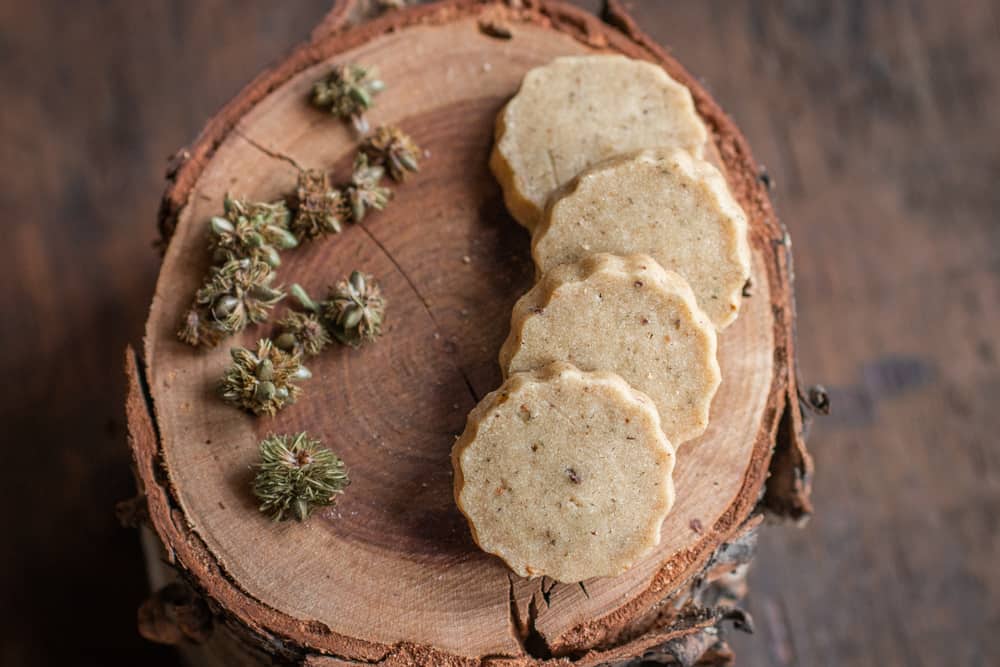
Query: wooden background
[{"left": 0, "top": 1, "right": 996, "bottom": 665}]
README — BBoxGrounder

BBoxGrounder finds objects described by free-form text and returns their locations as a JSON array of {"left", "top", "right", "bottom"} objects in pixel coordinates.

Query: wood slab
[{"left": 131, "top": 1, "right": 804, "bottom": 664}]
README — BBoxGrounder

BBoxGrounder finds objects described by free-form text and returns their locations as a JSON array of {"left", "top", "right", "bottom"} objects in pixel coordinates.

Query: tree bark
[{"left": 127, "top": 1, "right": 812, "bottom": 665}]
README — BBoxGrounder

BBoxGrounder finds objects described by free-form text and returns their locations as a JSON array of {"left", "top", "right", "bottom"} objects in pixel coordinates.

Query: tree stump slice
[{"left": 128, "top": 2, "right": 811, "bottom": 665}]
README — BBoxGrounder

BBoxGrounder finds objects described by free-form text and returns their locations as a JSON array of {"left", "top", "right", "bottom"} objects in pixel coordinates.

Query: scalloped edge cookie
[
  {"left": 452, "top": 361, "right": 675, "bottom": 582},
  {"left": 490, "top": 55, "right": 707, "bottom": 231},
  {"left": 533, "top": 148, "right": 751, "bottom": 330},
  {"left": 500, "top": 254, "right": 720, "bottom": 446}
]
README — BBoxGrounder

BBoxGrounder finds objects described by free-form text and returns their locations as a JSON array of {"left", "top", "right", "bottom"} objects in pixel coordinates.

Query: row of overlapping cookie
[{"left": 451, "top": 55, "right": 751, "bottom": 583}]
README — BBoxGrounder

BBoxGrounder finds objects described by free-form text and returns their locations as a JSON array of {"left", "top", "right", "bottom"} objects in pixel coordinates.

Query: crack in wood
[
  {"left": 524, "top": 578, "right": 553, "bottom": 659},
  {"left": 540, "top": 576, "right": 558, "bottom": 607},
  {"left": 233, "top": 128, "right": 305, "bottom": 171},
  {"left": 355, "top": 221, "right": 480, "bottom": 404},
  {"left": 129, "top": 347, "right": 162, "bottom": 445},
  {"left": 506, "top": 573, "right": 528, "bottom": 653}
]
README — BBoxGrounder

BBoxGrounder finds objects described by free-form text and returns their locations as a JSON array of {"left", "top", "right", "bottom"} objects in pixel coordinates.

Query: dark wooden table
[{"left": 1, "top": 2, "right": 996, "bottom": 665}]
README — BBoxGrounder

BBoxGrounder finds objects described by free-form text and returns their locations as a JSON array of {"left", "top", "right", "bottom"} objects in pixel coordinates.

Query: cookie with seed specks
[
  {"left": 452, "top": 362, "right": 675, "bottom": 582},
  {"left": 533, "top": 148, "right": 751, "bottom": 330},
  {"left": 500, "top": 254, "right": 720, "bottom": 446},
  {"left": 490, "top": 55, "right": 707, "bottom": 231}
]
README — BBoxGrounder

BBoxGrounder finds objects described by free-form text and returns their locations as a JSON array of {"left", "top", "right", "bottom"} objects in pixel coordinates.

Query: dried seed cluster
[
  {"left": 310, "top": 64, "right": 385, "bottom": 134},
  {"left": 219, "top": 339, "right": 311, "bottom": 416},
  {"left": 178, "top": 258, "right": 285, "bottom": 347},
  {"left": 324, "top": 271, "right": 387, "bottom": 348},
  {"left": 210, "top": 197, "right": 298, "bottom": 268},
  {"left": 173, "top": 63, "right": 428, "bottom": 523},
  {"left": 274, "top": 311, "right": 331, "bottom": 357},
  {"left": 178, "top": 196, "right": 295, "bottom": 347},
  {"left": 253, "top": 432, "right": 349, "bottom": 522},
  {"left": 283, "top": 271, "right": 387, "bottom": 351},
  {"left": 290, "top": 170, "right": 350, "bottom": 241},
  {"left": 360, "top": 125, "right": 421, "bottom": 182},
  {"left": 287, "top": 125, "right": 420, "bottom": 243}
]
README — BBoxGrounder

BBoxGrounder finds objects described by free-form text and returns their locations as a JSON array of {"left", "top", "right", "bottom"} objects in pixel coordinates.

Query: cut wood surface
[
  {"left": 137, "top": 1, "right": 798, "bottom": 663},
  {"left": 5, "top": 1, "right": 998, "bottom": 666}
]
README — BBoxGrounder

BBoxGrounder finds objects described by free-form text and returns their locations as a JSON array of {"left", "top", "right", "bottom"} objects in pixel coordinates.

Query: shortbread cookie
[
  {"left": 533, "top": 149, "right": 752, "bottom": 330},
  {"left": 500, "top": 254, "right": 720, "bottom": 446},
  {"left": 490, "top": 54, "right": 707, "bottom": 231},
  {"left": 452, "top": 362, "right": 675, "bottom": 582}
]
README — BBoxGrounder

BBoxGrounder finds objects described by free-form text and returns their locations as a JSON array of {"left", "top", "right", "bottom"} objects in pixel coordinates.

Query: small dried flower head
[
  {"left": 253, "top": 432, "right": 349, "bottom": 522},
  {"left": 345, "top": 154, "right": 392, "bottom": 223},
  {"left": 210, "top": 196, "right": 297, "bottom": 267},
  {"left": 322, "top": 271, "right": 386, "bottom": 348},
  {"left": 177, "top": 307, "right": 224, "bottom": 348},
  {"left": 290, "top": 170, "right": 350, "bottom": 241},
  {"left": 178, "top": 259, "right": 285, "bottom": 347},
  {"left": 274, "top": 311, "right": 331, "bottom": 357},
  {"left": 219, "top": 339, "right": 311, "bottom": 416},
  {"left": 196, "top": 258, "right": 285, "bottom": 335},
  {"left": 360, "top": 125, "right": 421, "bottom": 182},
  {"left": 310, "top": 64, "right": 385, "bottom": 133}
]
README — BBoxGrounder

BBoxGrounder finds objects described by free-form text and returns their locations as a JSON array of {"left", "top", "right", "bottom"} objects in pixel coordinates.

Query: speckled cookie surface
[
  {"left": 452, "top": 362, "right": 675, "bottom": 582},
  {"left": 533, "top": 148, "right": 752, "bottom": 330},
  {"left": 500, "top": 254, "right": 720, "bottom": 446},
  {"left": 490, "top": 55, "right": 707, "bottom": 231}
]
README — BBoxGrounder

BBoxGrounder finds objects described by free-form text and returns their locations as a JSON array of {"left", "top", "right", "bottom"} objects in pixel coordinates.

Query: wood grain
[
  {"left": 139, "top": 2, "right": 796, "bottom": 662},
  {"left": 2, "top": 1, "right": 998, "bottom": 666}
]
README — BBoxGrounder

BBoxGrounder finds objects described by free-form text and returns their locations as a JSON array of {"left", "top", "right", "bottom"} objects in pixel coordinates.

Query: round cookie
[
  {"left": 452, "top": 362, "right": 675, "bottom": 582},
  {"left": 533, "top": 148, "right": 752, "bottom": 330},
  {"left": 500, "top": 254, "right": 720, "bottom": 446},
  {"left": 490, "top": 54, "right": 707, "bottom": 231}
]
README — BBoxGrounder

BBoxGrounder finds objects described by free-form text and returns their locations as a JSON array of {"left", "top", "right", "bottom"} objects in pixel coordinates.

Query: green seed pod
[
  {"left": 349, "top": 270, "right": 366, "bottom": 294},
  {"left": 274, "top": 332, "right": 298, "bottom": 352},
  {"left": 290, "top": 284, "right": 319, "bottom": 313},
  {"left": 213, "top": 296, "right": 240, "bottom": 319},
  {"left": 254, "top": 380, "right": 276, "bottom": 402},
  {"left": 210, "top": 216, "right": 235, "bottom": 235},
  {"left": 341, "top": 304, "right": 364, "bottom": 329},
  {"left": 268, "top": 226, "right": 300, "bottom": 250}
]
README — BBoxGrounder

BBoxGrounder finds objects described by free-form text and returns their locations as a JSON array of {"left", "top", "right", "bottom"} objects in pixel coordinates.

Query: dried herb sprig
[
  {"left": 360, "top": 125, "right": 421, "bottom": 182},
  {"left": 324, "top": 271, "right": 387, "bottom": 348},
  {"left": 220, "top": 339, "right": 311, "bottom": 416},
  {"left": 345, "top": 154, "right": 392, "bottom": 223},
  {"left": 210, "top": 197, "right": 297, "bottom": 268},
  {"left": 290, "top": 169, "right": 350, "bottom": 241},
  {"left": 253, "top": 432, "right": 349, "bottom": 522},
  {"left": 310, "top": 64, "right": 385, "bottom": 134},
  {"left": 178, "top": 259, "right": 285, "bottom": 347}
]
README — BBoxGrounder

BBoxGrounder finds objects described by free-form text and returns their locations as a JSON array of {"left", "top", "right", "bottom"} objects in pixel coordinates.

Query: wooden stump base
[{"left": 124, "top": 2, "right": 812, "bottom": 665}]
